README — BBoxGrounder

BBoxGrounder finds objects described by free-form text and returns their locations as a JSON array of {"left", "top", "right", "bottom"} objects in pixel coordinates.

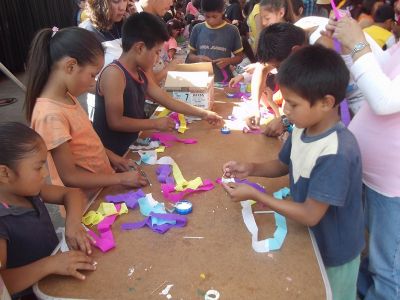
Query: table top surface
[{"left": 36, "top": 91, "right": 328, "bottom": 300}]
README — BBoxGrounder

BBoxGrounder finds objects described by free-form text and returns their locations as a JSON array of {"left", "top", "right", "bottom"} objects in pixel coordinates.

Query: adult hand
[{"left": 324, "top": 16, "right": 367, "bottom": 54}]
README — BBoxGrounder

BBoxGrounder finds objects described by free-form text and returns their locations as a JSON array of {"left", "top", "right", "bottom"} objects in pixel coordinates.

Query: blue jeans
[{"left": 357, "top": 186, "right": 400, "bottom": 299}]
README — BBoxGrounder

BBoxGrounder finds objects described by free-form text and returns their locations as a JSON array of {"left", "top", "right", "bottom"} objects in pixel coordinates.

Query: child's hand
[
  {"left": 203, "top": 111, "right": 223, "bottom": 126},
  {"left": 243, "top": 63, "right": 258, "bottom": 74},
  {"left": 222, "top": 182, "right": 258, "bottom": 202},
  {"left": 153, "top": 117, "right": 176, "bottom": 131},
  {"left": 108, "top": 152, "right": 131, "bottom": 172},
  {"left": 222, "top": 161, "right": 252, "bottom": 179},
  {"left": 245, "top": 115, "right": 261, "bottom": 130},
  {"left": 117, "top": 171, "right": 148, "bottom": 188},
  {"left": 229, "top": 74, "right": 244, "bottom": 87},
  {"left": 213, "top": 58, "right": 230, "bottom": 69},
  {"left": 50, "top": 251, "right": 96, "bottom": 280},
  {"left": 263, "top": 117, "right": 285, "bottom": 137},
  {"left": 65, "top": 223, "right": 93, "bottom": 255},
  {"left": 197, "top": 55, "right": 212, "bottom": 62}
]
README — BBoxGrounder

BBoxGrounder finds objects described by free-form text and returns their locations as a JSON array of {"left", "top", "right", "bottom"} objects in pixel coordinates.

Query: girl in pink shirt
[
  {"left": 186, "top": 0, "right": 200, "bottom": 18},
  {"left": 164, "top": 19, "right": 182, "bottom": 60},
  {"left": 327, "top": 16, "right": 400, "bottom": 300}
]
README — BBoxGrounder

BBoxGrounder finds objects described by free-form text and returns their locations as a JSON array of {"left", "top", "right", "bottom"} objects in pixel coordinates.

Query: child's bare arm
[
  {"left": 100, "top": 65, "right": 175, "bottom": 132},
  {"left": 145, "top": 75, "right": 223, "bottom": 125},
  {"left": 0, "top": 239, "right": 95, "bottom": 295},
  {"left": 214, "top": 51, "right": 244, "bottom": 69},
  {"left": 40, "top": 185, "right": 92, "bottom": 254},
  {"left": 223, "top": 159, "right": 288, "bottom": 179},
  {"left": 187, "top": 50, "right": 212, "bottom": 63},
  {"left": 51, "top": 143, "right": 147, "bottom": 189}
]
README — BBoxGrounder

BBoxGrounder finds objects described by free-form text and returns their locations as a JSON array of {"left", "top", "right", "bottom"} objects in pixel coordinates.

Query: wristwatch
[
  {"left": 281, "top": 115, "right": 293, "bottom": 132},
  {"left": 350, "top": 42, "right": 368, "bottom": 58}
]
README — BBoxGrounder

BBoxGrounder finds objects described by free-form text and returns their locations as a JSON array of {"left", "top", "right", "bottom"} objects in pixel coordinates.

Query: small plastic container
[
  {"left": 239, "top": 82, "right": 246, "bottom": 93},
  {"left": 175, "top": 200, "right": 193, "bottom": 215}
]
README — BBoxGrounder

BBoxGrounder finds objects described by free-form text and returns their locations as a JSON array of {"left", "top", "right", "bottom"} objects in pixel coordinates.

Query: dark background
[{"left": 0, "top": 0, "right": 77, "bottom": 74}]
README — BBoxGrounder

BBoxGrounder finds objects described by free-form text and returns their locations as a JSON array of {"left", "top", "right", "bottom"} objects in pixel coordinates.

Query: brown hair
[
  {"left": 87, "top": 0, "right": 113, "bottom": 30},
  {"left": 25, "top": 27, "right": 104, "bottom": 121}
]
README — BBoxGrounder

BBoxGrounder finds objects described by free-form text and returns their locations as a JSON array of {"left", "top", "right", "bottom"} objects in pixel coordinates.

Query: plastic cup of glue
[
  {"left": 221, "top": 126, "right": 231, "bottom": 134},
  {"left": 175, "top": 200, "right": 193, "bottom": 215},
  {"left": 239, "top": 82, "right": 246, "bottom": 93}
]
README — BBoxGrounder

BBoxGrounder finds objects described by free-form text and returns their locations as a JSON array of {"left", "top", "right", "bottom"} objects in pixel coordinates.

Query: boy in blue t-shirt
[
  {"left": 188, "top": 0, "right": 244, "bottom": 82},
  {"left": 222, "top": 45, "right": 364, "bottom": 300}
]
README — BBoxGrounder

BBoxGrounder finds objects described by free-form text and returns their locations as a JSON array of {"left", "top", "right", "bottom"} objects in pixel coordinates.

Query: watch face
[
  {"left": 282, "top": 117, "right": 290, "bottom": 127},
  {"left": 355, "top": 43, "right": 364, "bottom": 51}
]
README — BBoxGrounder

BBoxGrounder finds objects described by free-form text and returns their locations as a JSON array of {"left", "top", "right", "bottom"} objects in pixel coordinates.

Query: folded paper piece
[
  {"left": 129, "top": 141, "right": 161, "bottom": 151},
  {"left": 118, "top": 193, "right": 187, "bottom": 234},
  {"left": 156, "top": 146, "right": 166, "bottom": 153},
  {"left": 135, "top": 154, "right": 214, "bottom": 202},
  {"left": 121, "top": 212, "right": 187, "bottom": 234},
  {"left": 161, "top": 179, "right": 215, "bottom": 202},
  {"left": 156, "top": 165, "right": 174, "bottom": 184},
  {"left": 82, "top": 202, "right": 128, "bottom": 226},
  {"left": 105, "top": 189, "right": 146, "bottom": 209},
  {"left": 169, "top": 112, "right": 187, "bottom": 133},
  {"left": 240, "top": 187, "right": 290, "bottom": 253},
  {"left": 85, "top": 203, "right": 125, "bottom": 252},
  {"left": 138, "top": 150, "right": 158, "bottom": 165},
  {"left": 151, "top": 132, "right": 197, "bottom": 147}
]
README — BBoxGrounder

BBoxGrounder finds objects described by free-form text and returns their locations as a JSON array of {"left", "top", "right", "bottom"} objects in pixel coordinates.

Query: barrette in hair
[{"left": 51, "top": 26, "right": 59, "bottom": 38}]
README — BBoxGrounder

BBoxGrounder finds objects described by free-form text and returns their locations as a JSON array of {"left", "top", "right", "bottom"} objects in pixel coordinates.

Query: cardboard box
[{"left": 164, "top": 62, "right": 214, "bottom": 109}]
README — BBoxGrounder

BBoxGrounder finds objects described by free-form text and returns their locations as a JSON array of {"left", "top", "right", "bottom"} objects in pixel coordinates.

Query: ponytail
[{"left": 25, "top": 27, "right": 104, "bottom": 122}]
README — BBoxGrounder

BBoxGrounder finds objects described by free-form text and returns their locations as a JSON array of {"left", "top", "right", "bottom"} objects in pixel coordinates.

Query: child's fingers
[
  {"left": 71, "top": 270, "right": 86, "bottom": 280},
  {"left": 78, "top": 234, "right": 92, "bottom": 255}
]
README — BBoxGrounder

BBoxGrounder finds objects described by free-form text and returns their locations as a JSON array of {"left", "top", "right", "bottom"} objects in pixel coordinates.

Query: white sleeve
[{"left": 351, "top": 52, "right": 400, "bottom": 115}]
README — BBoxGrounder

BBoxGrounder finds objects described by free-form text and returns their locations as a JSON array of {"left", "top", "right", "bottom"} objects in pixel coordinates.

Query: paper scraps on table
[
  {"left": 240, "top": 187, "right": 290, "bottom": 253},
  {"left": 82, "top": 202, "right": 128, "bottom": 226},
  {"left": 151, "top": 132, "right": 197, "bottom": 147},
  {"left": 105, "top": 189, "right": 187, "bottom": 234},
  {"left": 129, "top": 141, "right": 161, "bottom": 151},
  {"left": 121, "top": 193, "right": 187, "bottom": 234},
  {"left": 82, "top": 203, "right": 127, "bottom": 252},
  {"left": 136, "top": 154, "right": 215, "bottom": 202}
]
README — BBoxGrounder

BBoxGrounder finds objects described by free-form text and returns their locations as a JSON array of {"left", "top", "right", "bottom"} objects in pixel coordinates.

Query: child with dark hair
[
  {"left": 93, "top": 12, "right": 222, "bottom": 156},
  {"left": 229, "top": 23, "right": 306, "bottom": 119},
  {"left": 25, "top": 27, "right": 147, "bottom": 199},
  {"left": 259, "top": 0, "right": 296, "bottom": 27},
  {"left": 364, "top": 4, "right": 396, "bottom": 49},
  {"left": 164, "top": 19, "right": 183, "bottom": 60},
  {"left": 187, "top": 0, "right": 244, "bottom": 82},
  {"left": 0, "top": 122, "right": 96, "bottom": 299},
  {"left": 290, "top": 0, "right": 304, "bottom": 21},
  {"left": 222, "top": 45, "right": 364, "bottom": 300},
  {"left": 225, "top": 0, "right": 244, "bottom": 23}
]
